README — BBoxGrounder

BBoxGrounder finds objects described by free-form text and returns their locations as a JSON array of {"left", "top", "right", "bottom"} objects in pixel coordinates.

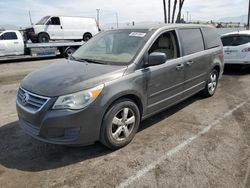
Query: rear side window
[
  {"left": 178, "top": 28, "right": 204, "bottom": 55},
  {"left": 1, "top": 32, "right": 17, "bottom": 40},
  {"left": 201, "top": 27, "right": 221, "bottom": 49},
  {"left": 221, "top": 35, "right": 250, "bottom": 46}
]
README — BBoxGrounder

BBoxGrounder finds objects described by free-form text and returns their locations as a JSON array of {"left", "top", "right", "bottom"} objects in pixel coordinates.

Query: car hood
[{"left": 21, "top": 60, "right": 127, "bottom": 97}]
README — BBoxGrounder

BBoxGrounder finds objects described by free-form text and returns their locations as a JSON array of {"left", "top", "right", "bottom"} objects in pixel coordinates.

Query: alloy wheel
[
  {"left": 208, "top": 72, "right": 217, "bottom": 95},
  {"left": 111, "top": 107, "right": 135, "bottom": 141}
]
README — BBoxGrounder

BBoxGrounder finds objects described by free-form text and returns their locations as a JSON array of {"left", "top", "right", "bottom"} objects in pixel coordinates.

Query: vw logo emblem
[{"left": 21, "top": 92, "right": 29, "bottom": 105}]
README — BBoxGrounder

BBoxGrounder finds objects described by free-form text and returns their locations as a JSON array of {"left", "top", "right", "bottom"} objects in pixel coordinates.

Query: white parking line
[
  {"left": 116, "top": 101, "right": 247, "bottom": 188},
  {"left": 243, "top": 159, "right": 250, "bottom": 188}
]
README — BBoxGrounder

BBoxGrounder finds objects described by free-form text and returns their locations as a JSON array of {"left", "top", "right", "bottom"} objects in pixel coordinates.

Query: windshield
[
  {"left": 72, "top": 29, "right": 150, "bottom": 65},
  {"left": 36, "top": 16, "right": 50, "bottom": 25}
]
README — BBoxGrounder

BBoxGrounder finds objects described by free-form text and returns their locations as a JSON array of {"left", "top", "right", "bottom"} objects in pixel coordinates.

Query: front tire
[
  {"left": 202, "top": 69, "right": 219, "bottom": 97},
  {"left": 100, "top": 99, "right": 140, "bottom": 150},
  {"left": 83, "top": 33, "right": 92, "bottom": 41},
  {"left": 38, "top": 33, "right": 50, "bottom": 43}
]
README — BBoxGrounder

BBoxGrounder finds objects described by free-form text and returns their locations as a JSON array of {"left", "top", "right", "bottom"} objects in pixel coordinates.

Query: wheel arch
[
  {"left": 38, "top": 32, "right": 50, "bottom": 38},
  {"left": 83, "top": 32, "right": 92, "bottom": 36},
  {"left": 104, "top": 93, "right": 144, "bottom": 119},
  {"left": 212, "top": 65, "right": 220, "bottom": 74}
]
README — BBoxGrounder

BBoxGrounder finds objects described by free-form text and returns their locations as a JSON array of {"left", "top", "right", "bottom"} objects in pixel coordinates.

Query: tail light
[{"left": 242, "top": 47, "right": 250, "bottom": 52}]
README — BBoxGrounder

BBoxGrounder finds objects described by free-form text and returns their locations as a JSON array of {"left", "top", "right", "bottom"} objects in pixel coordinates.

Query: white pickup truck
[
  {"left": 0, "top": 30, "right": 24, "bottom": 56},
  {"left": 0, "top": 30, "right": 84, "bottom": 61}
]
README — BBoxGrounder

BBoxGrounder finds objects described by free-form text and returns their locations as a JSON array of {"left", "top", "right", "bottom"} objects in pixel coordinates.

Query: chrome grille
[{"left": 17, "top": 87, "right": 50, "bottom": 113}]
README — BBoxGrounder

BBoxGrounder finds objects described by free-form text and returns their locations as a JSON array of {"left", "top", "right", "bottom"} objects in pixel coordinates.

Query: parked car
[
  {"left": 25, "top": 16, "right": 100, "bottom": 43},
  {"left": 16, "top": 24, "right": 224, "bottom": 149},
  {"left": 221, "top": 30, "right": 250, "bottom": 65}
]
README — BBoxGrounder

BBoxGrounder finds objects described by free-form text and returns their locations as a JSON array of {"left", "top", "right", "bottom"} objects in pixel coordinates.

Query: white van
[{"left": 26, "top": 16, "right": 100, "bottom": 43}]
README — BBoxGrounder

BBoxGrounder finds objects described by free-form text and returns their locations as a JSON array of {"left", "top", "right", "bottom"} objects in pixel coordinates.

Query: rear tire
[
  {"left": 202, "top": 69, "right": 219, "bottom": 97},
  {"left": 38, "top": 33, "right": 50, "bottom": 43},
  {"left": 100, "top": 99, "right": 140, "bottom": 150},
  {"left": 64, "top": 47, "right": 76, "bottom": 58},
  {"left": 83, "top": 33, "right": 92, "bottom": 42}
]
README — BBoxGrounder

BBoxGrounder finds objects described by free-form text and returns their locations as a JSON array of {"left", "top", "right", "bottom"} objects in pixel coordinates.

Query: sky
[{"left": 0, "top": 0, "right": 248, "bottom": 28}]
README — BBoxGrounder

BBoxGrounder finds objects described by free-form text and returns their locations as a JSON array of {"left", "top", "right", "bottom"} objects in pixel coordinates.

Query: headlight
[{"left": 52, "top": 84, "right": 104, "bottom": 110}]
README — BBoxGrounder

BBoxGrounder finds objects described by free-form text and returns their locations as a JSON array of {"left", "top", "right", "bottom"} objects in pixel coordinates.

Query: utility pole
[
  {"left": 186, "top": 11, "right": 189, "bottom": 23},
  {"left": 163, "top": 0, "right": 167, "bottom": 23},
  {"left": 248, "top": 0, "right": 250, "bottom": 29},
  {"left": 116, "top": 12, "right": 119, "bottom": 28},
  {"left": 177, "top": 0, "right": 182, "bottom": 23},
  {"left": 28, "top": 10, "right": 33, "bottom": 25},
  {"left": 96, "top": 9, "right": 100, "bottom": 27},
  {"left": 168, "top": 0, "right": 171, "bottom": 23}
]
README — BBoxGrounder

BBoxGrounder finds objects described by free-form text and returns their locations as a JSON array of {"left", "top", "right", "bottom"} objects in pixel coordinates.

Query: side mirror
[{"left": 147, "top": 52, "right": 167, "bottom": 66}]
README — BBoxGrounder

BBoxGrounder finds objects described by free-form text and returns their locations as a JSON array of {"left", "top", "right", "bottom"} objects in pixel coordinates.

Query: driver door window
[
  {"left": 149, "top": 31, "right": 179, "bottom": 61},
  {"left": 48, "top": 17, "right": 61, "bottom": 25},
  {"left": 1, "top": 32, "right": 18, "bottom": 40}
]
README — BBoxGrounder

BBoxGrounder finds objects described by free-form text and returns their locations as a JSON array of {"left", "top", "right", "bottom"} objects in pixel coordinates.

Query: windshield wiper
[
  {"left": 77, "top": 58, "right": 105, "bottom": 64},
  {"left": 69, "top": 55, "right": 78, "bottom": 61}
]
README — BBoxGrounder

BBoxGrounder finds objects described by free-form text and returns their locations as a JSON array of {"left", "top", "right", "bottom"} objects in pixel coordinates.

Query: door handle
[
  {"left": 176, "top": 64, "right": 184, "bottom": 70},
  {"left": 186, "top": 61, "right": 194, "bottom": 66},
  {"left": 14, "top": 42, "right": 19, "bottom": 44}
]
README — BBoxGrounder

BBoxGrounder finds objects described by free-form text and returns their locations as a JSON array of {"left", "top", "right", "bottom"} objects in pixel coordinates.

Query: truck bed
[
  {"left": 26, "top": 41, "right": 84, "bottom": 48},
  {"left": 0, "top": 54, "right": 58, "bottom": 63},
  {"left": 0, "top": 41, "right": 85, "bottom": 62}
]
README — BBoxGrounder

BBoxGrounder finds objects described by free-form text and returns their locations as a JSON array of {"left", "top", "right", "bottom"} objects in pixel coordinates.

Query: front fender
[{"left": 100, "top": 71, "right": 147, "bottom": 117}]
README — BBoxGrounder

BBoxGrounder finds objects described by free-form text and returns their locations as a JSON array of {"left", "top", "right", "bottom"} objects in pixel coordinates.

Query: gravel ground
[{"left": 0, "top": 60, "right": 249, "bottom": 188}]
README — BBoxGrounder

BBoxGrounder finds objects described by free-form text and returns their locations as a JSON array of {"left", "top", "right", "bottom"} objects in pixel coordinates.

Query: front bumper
[
  {"left": 25, "top": 31, "right": 38, "bottom": 42},
  {"left": 16, "top": 95, "right": 104, "bottom": 146}
]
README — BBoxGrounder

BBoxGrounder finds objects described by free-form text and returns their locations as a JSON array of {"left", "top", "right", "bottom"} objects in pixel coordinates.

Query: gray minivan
[{"left": 16, "top": 24, "right": 224, "bottom": 149}]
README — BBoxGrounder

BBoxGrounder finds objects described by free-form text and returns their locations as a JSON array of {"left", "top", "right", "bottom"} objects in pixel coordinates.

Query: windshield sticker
[{"left": 129, "top": 32, "right": 146, "bottom": 37}]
